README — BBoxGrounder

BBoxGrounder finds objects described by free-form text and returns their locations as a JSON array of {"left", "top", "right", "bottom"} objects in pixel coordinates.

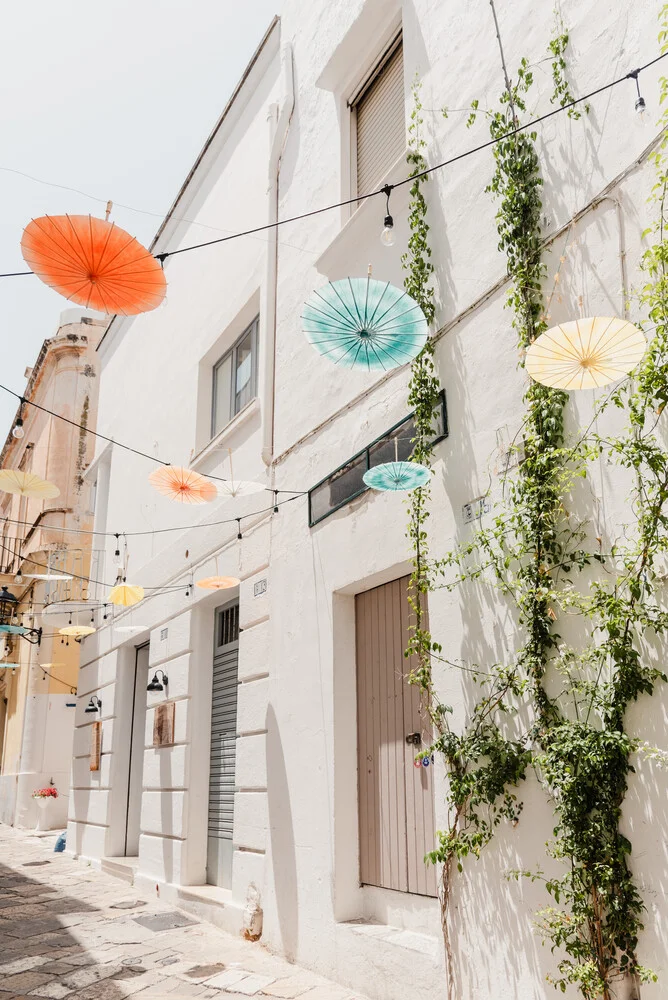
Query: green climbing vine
[
  {"left": 402, "top": 19, "right": 668, "bottom": 1000},
  {"left": 403, "top": 78, "right": 441, "bottom": 711}
]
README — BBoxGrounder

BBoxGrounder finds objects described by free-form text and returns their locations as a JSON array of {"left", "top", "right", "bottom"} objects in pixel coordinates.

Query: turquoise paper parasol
[
  {"left": 363, "top": 462, "right": 431, "bottom": 492},
  {"left": 302, "top": 276, "right": 428, "bottom": 370}
]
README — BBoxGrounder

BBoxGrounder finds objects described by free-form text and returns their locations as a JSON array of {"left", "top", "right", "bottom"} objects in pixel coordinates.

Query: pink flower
[{"left": 32, "top": 787, "right": 58, "bottom": 799}]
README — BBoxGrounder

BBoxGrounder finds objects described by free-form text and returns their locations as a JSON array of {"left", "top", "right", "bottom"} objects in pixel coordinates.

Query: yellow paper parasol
[
  {"left": 0, "top": 470, "right": 60, "bottom": 498},
  {"left": 196, "top": 576, "right": 240, "bottom": 590},
  {"left": 108, "top": 584, "right": 144, "bottom": 607},
  {"left": 526, "top": 317, "right": 647, "bottom": 390},
  {"left": 59, "top": 625, "right": 96, "bottom": 638},
  {"left": 148, "top": 466, "right": 217, "bottom": 504}
]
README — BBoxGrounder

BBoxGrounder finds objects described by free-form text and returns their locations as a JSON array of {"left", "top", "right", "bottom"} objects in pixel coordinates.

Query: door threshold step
[{"left": 101, "top": 856, "right": 140, "bottom": 884}]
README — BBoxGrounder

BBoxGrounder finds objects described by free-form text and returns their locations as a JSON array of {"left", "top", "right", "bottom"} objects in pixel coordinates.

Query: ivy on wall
[{"left": 403, "top": 18, "right": 668, "bottom": 1000}]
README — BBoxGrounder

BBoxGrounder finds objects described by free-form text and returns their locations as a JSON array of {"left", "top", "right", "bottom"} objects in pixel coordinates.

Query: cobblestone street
[{"left": 0, "top": 826, "right": 366, "bottom": 1000}]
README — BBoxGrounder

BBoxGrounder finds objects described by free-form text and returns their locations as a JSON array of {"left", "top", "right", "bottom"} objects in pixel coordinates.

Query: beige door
[{"left": 356, "top": 576, "right": 437, "bottom": 897}]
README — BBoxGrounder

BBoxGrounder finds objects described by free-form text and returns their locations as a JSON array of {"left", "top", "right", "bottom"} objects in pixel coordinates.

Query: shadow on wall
[
  {"left": 266, "top": 703, "right": 298, "bottom": 961},
  {"left": 0, "top": 859, "right": 144, "bottom": 997}
]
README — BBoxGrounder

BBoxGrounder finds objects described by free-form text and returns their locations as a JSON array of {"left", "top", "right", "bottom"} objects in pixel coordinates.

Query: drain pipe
[{"left": 261, "top": 42, "right": 295, "bottom": 468}]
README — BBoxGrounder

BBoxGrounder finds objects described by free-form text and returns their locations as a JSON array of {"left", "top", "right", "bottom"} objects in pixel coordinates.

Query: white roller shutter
[{"left": 354, "top": 40, "right": 405, "bottom": 197}]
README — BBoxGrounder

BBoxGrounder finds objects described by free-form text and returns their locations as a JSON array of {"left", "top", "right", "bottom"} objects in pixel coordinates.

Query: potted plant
[{"left": 32, "top": 784, "right": 58, "bottom": 831}]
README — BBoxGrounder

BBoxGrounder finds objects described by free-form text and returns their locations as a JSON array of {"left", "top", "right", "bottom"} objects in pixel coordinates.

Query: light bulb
[
  {"left": 12, "top": 421, "right": 24, "bottom": 439},
  {"left": 380, "top": 215, "right": 396, "bottom": 247},
  {"left": 635, "top": 96, "right": 649, "bottom": 126},
  {"left": 14, "top": 573, "right": 23, "bottom": 585}
]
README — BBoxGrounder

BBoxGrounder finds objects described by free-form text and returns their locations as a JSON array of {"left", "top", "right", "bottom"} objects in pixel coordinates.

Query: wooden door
[{"left": 356, "top": 576, "right": 437, "bottom": 896}]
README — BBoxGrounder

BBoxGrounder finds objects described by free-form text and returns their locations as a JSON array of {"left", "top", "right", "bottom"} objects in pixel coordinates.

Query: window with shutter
[{"left": 353, "top": 37, "right": 405, "bottom": 197}]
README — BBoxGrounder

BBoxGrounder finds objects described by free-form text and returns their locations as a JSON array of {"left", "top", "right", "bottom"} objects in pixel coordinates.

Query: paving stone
[
  {"left": 1, "top": 972, "right": 54, "bottom": 992},
  {"left": 297, "top": 990, "right": 353, "bottom": 1000},
  {"left": 61, "top": 965, "right": 123, "bottom": 989},
  {"left": 233, "top": 975, "right": 277, "bottom": 995},
  {"left": 0, "top": 956, "right": 50, "bottom": 976},
  {"left": 133, "top": 912, "right": 197, "bottom": 932},
  {"left": 182, "top": 964, "right": 226, "bottom": 982},
  {"left": 27, "top": 983, "right": 74, "bottom": 998},
  {"left": 262, "top": 977, "right": 327, "bottom": 999},
  {"left": 204, "top": 970, "right": 251, "bottom": 989}
]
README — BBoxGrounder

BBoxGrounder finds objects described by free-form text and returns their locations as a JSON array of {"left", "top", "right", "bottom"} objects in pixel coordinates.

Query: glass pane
[
  {"left": 212, "top": 354, "right": 232, "bottom": 436},
  {"left": 234, "top": 329, "right": 254, "bottom": 414},
  {"left": 369, "top": 423, "right": 414, "bottom": 467},
  {"left": 309, "top": 452, "right": 367, "bottom": 524}
]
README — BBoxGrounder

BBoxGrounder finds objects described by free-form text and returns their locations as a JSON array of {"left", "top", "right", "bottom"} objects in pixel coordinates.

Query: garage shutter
[
  {"left": 207, "top": 603, "right": 239, "bottom": 887},
  {"left": 354, "top": 39, "right": 405, "bottom": 197}
]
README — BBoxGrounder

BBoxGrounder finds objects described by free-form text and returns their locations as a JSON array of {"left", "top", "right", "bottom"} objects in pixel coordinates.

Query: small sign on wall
[
  {"left": 153, "top": 701, "right": 175, "bottom": 747},
  {"left": 253, "top": 578, "right": 267, "bottom": 597},
  {"left": 462, "top": 497, "right": 490, "bottom": 524}
]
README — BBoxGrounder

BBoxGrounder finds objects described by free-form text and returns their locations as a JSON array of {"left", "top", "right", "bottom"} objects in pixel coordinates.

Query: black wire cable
[
  {"left": 0, "top": 382, "right": 307, "bottom": 495},
  {"left": 0, "top": 490, "right": 305, "bottom": 540},
  {"left": 0, "top": 51, "right": 664, "bottom": 278}
]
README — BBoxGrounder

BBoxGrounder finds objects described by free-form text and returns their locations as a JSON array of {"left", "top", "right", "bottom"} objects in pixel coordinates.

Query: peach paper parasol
[
  {"left": 196, "top": 576, "right": 240, "bottom": 590},
  {"left": 21, "top": 215, "right": 166, "bottom": 315},
  {"left": 148, "top": 466, "right": 217, "bottom": 505},
  {"left": 525, "top": 317, "right": 647, "bottom": 390},
  {"left": 0, "top": 470, "right": 60, "bottom": 498}
]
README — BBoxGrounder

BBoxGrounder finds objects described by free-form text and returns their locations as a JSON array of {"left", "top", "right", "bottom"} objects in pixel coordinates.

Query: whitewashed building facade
[{"left": 67, "top": 3, "right": 668, "bottom": 998}]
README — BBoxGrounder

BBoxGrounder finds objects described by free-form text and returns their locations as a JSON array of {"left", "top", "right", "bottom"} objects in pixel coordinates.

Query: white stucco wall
[{"left": 68, "top": 3, "right": 668, "bottom": 999}]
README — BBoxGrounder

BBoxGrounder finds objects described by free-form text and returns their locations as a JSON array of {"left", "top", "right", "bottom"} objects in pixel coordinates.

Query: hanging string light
[
  {"left": 12, "top": 399, "right": 25, "bottom": 440},
  {"left": 628, "top": 68, "right": 649, "bottom": 124},
  {"left": 379, "top": 184, "right": 395, "bottom": 247}
]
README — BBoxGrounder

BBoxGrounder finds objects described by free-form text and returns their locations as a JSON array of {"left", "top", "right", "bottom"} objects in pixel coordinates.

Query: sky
[{"left": 0, "top": 0, "right": 281, "bottom": 432}]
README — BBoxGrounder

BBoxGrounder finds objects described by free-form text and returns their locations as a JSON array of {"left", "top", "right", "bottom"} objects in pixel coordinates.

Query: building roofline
[{"left": 97, "top": 14, "right": 281, "bottom": 355}]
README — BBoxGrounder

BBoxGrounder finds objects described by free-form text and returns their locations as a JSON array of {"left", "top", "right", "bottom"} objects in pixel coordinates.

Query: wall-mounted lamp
[
  {"left": 85, "top": 695, "right": 102, "bottom": 714},
  {"left": 147, "top": 669, "right": 168, "bottom": 693}
]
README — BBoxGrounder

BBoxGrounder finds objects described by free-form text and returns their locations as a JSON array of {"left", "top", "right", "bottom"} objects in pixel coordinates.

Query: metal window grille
[
  {"left": 218, "top": 604, "right": 239, "bottom": 647},
  {"left": 308, "top": 390, "right": 448, "bottom": 526},
  {"left": 353, "top": 36, "right": 405, "bottom": 196}
]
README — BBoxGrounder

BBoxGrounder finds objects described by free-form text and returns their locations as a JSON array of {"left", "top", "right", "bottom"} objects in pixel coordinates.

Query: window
[
  {"left": 308, "top": 390, "right": 448, "bottom": 526},
  {"left": 352, "top": 35, "right": 404, "bottom": 197},
  {"left": 211, "top": 317, "right": 258, "bottom": 438}
]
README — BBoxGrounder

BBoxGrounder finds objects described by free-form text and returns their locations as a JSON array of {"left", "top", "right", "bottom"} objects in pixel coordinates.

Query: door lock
[{"left": 405, "top": 732, "right": 422, "bottom": 746}]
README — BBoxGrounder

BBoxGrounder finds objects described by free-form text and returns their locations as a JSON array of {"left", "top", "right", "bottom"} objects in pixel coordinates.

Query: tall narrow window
[
  {"left": 352, "top": 35, "right": 405, "bottom": 197},
  {"left": 211, "top": 317, "right": 259, "bottom": 438}
]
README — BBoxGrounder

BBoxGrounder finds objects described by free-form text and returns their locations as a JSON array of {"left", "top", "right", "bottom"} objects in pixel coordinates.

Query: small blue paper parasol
[
  {"left": 302, "top": 276, "right": 428, "bottom": 370},
  {"left": 363, "top": 462, "right": 431, "bottom": 492},
  {"left": 0, "top": 624, "right": 29, "bottom": 635}
]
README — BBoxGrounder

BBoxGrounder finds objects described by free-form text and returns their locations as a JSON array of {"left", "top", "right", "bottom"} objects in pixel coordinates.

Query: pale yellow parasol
[
  {"left": 59, "top": 625, "right": 96, "bottom": 638},
  {"left": 108, "top": 584, "right": 144, "bottom": 607},
  {"left": 196, "top": 575, "right": 240, "bottom": 590},
  {"left": 0, "top": 470, "right": 60, "bottom": 498},
  {"left": 526, "top": 317, "right": 647, "bottom": 390},
  {"left": 217, "top": 448, "right": 265, "bottom": 498}
]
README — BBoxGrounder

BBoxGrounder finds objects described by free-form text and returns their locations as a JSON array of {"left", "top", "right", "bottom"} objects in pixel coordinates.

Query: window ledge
[
  {"left": 190, "top": 397, "right": 260, "bottom": 470},
  {"left": 315, "top": 152, "right": 410, "bottom": 281}
]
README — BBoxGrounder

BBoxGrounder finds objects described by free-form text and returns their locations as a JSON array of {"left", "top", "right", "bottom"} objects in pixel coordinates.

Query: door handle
[{"left": 405, "top": 732, "right": 422, "bottom": 746}]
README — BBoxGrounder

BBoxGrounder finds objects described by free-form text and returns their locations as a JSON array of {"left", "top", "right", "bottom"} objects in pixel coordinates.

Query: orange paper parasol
[
  {"left": 21, "top": 215, "right": 166, "bottom": 315},
  {"left": 0, "top": 470, "right": 60, "bottom": 498},
  {"left": 149, "top": 466, "right": 216, "bottom": 504},
  {"left": 196, "top": 576, "right": 240, "bottom": 590}
]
